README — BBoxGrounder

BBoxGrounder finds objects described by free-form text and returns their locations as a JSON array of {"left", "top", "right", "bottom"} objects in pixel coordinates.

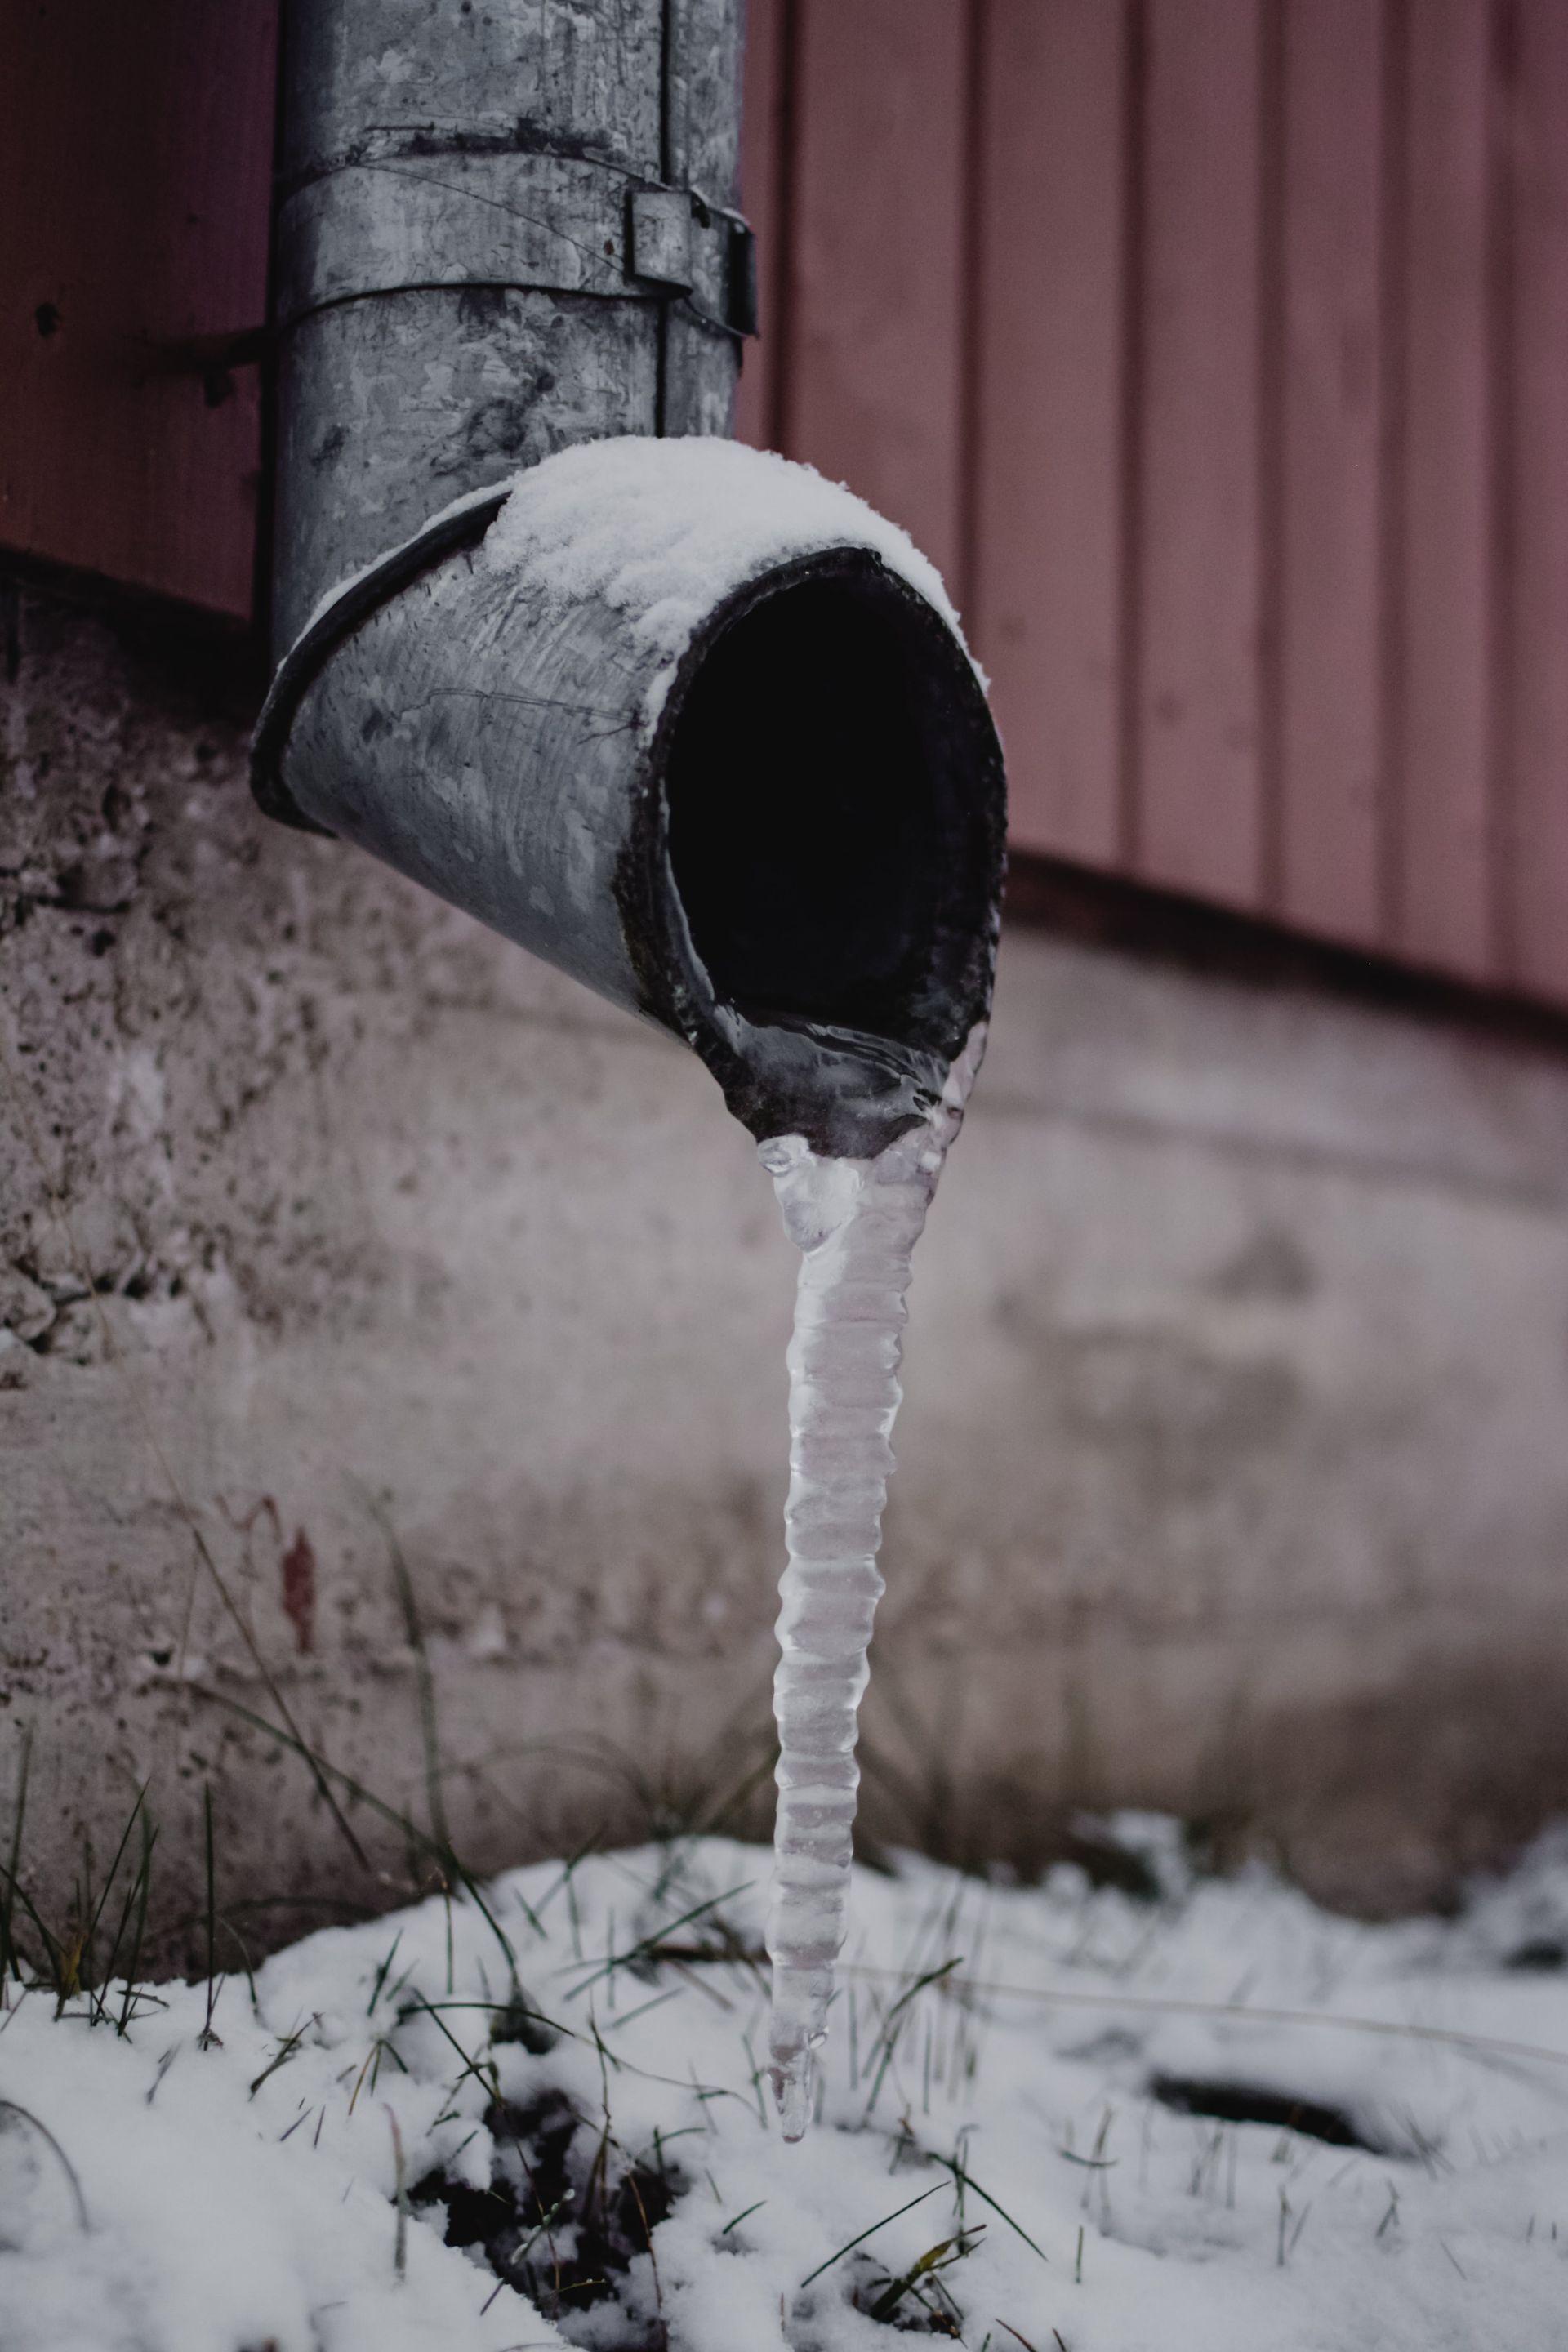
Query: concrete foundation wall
[{"left": 5, "top": 582, "right": 1568, "bottom": 1949}]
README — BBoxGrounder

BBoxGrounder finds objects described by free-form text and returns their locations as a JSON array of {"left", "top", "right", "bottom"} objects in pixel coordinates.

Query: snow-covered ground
[{"left": 7, "top": 1816, "right": 1568, "bottom": 2350}]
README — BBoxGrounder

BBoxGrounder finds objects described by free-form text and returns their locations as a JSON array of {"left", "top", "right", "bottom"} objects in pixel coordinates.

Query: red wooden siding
[
  {"left": 0, "top": 0, "right": 276, "bottom": 619},
  {"left": 970, "top": 0, "right": 1126, "bottom": 869},
  {"left": 1511, "top": 0, "right": 1568, "bottom": 1000},
  {"left": 1277, "top": 0, "right": 1387, "bottom": 947},
  {"left": 1397, "top": 0, "right": 1495, "bottom": 978},
  {"left": 739, "top": 0, "right": 1568, "bottom": 1004},
  {"left": 1136, "top": 0, "right": 1267, "bottom": 906},
  {"left": 782, "top": 0, "right": 973, "bottom": 586}
]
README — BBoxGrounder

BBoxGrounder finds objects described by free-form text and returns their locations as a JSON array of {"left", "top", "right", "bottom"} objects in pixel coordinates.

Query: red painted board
[
  {"left": 1394, "top": 0, "right": 1496, "bottom": 979},
  {"left": 782, "top": 0, "right": 970, "bottom": 586},
  {"left": 1134, "top": 0, "right": 1266, "bottom": 909},
  {"left": 1506, "top": 0, "right": 1568, "bottom": 1001},
  {"left": 0, "top": 0, "right": 277, "bottom": 620},
  {"left": 1277, "top": 0, "right": 1386, "bottom": 947},
  {"left": 972, "top": 0, "right": 1126, "bottom": 869},
  {"left": 735, "top": 0, "right": 786, "bottom": 450}
]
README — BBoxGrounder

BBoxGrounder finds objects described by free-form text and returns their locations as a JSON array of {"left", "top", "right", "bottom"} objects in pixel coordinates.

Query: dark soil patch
[
  {"left": 1150, "top": 2071, "right": 1382, "bottom": 2152},
  {"left": 412, "top": 2086, "right": 676, "bottom": 2346}
]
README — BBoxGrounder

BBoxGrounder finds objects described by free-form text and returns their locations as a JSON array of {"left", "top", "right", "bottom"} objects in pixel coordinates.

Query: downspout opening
[{"left": 653, "top": 548, "right": 1005, "bottom": 1143}]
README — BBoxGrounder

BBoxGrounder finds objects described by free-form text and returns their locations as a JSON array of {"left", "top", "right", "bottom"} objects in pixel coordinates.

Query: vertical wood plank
[
  {"left": 1134, "top": 0, "right": 1267, "bottom": 908},
  {"left": 1393, "top": 0, "right": 1495, "bottom": 978},
  {"left": 734, "top": 0, "right": 787, "bottom": 450},
  {"left": 782, "top": 0, "right": 970, "bottom": 583},
  {"left": 971, "top": 0, "right": 1126, "bottom": 866},
  {"left": 1507, "top": 0, "right": 1568, "bottom": 1001},
  {"left": 1277, "top": 0, "right": 1386, "bottom": 946},
  {"left": 0, "top": 0, "right": 278, "bottom": 617}
]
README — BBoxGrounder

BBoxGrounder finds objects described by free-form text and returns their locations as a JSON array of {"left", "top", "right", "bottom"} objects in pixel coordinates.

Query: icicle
[{"left": 760, "top": 1029, "right": 985, "bottom": 2140}]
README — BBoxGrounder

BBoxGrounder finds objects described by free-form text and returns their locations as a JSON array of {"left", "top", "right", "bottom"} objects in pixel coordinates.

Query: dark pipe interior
[{"left": 664, "top": 568, "right": 992, "bottom": 1045}]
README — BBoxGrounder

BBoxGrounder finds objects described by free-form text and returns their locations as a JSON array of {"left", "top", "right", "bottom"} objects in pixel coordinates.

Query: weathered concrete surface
[{"left": 5, "top": 581, "right": 1568, "bottom": 1953}]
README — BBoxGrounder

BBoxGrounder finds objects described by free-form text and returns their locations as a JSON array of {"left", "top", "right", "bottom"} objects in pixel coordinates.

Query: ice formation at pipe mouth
[{"left": 760, "top": 1026, "right": 987, "bottom": 2140}]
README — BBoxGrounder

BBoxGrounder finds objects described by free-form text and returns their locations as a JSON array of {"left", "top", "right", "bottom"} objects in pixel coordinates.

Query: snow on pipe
[{"left": 254, "top": 1, "right": 1006, "bottom": 1154}]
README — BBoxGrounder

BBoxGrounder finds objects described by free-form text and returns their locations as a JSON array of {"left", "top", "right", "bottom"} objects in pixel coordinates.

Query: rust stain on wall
[{"left": 280, "top": 1530, "right": 317, "bottom": 1656}]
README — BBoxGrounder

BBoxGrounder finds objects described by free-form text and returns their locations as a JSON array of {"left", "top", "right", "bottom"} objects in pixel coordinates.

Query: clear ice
[{"left": 760, "top": 1027, "right": 985, "bottom": 2140}]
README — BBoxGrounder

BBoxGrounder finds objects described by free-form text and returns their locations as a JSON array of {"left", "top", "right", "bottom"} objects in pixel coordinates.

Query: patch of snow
[
  {"left": 7, "top": 1820, "right": 1568, "bottom": 2350},
  {"left": 478, "top": 437, "right": 972, "bottom": 734},
  {"left": 293, "top": 439, "right": 973, "bottom": 736}
]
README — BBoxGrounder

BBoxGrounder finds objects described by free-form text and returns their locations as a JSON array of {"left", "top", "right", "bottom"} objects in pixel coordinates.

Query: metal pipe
[
  {"left": 270, "top": 0, "right": 746, "bottom": 651},
  {"left": 257, "top": 1, "right": 1006, "bottom": 1157}
]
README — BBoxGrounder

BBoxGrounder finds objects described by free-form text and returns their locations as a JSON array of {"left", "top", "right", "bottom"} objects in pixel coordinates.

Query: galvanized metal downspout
[
  {"left": 268, "top": 0, "right": 746, "bottom": 653},
  {"left": 253, "top": 0, "right": 1007, "bottom": 1156}
]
